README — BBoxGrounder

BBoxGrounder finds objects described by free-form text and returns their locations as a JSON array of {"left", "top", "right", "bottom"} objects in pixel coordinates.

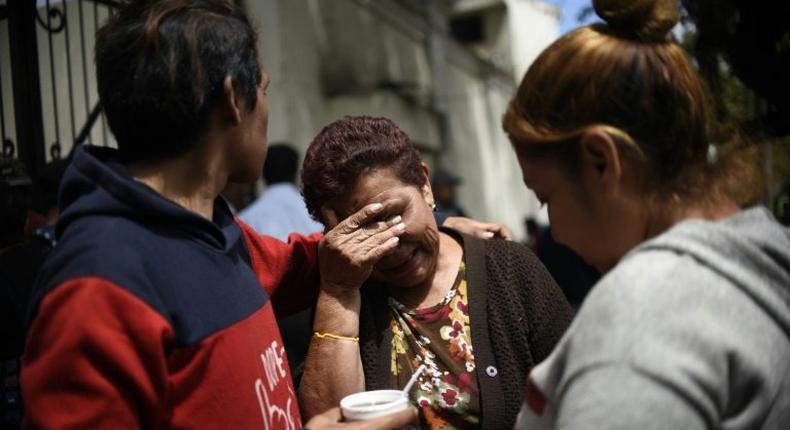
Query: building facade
[{"left": 0, "top": 0, "right": 559, "bottom": 239}]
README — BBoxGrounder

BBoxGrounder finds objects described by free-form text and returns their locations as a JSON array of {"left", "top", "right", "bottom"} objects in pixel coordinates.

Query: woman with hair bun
[{"left": 505, "top": 0, "right": 790, "bottom": 428}]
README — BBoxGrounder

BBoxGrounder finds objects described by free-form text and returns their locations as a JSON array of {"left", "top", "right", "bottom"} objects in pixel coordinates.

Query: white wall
[
  {"left": 505, "top": 0, "right": 560, "bottom": 81},
  {"left": 1, "top": 0, "right": 557, "bottom": 238},
  {"left": 242, "top": 0, "right": 560, "bottom": 240}
]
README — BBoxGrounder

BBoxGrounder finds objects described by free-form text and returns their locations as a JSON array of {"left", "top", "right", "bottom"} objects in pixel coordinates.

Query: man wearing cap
[{"left": 431, "top": 167, "right": 468, "bottom": 225}]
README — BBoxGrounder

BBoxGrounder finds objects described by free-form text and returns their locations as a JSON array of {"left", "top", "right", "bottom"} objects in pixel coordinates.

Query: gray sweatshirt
[{"left": 515, "top": 207, "right": 790, "bottom": 429}]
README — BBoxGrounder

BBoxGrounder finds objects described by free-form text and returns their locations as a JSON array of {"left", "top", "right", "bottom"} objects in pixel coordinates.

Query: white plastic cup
[{"left": 340, "top": 390, "right": 410, "bottom": 421}]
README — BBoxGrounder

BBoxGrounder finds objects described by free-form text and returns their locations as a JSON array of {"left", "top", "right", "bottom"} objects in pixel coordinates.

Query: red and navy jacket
[{"left": 22, "top": 146, "right": 320, "bottom": 429}]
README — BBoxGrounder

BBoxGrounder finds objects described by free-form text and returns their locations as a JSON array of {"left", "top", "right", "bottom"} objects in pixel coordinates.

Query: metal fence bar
[
  {"left": 62, "top": 0, "right": 77, "bottom": 146},
  {"left": 45, "top": 0, "right": 62, "bottom": 155},
  {"left": 8, "top": 0, "right": 46, "bottom": 176},
  {"left": 101, "top": 114, "right": 109, "bottom": 146},
  {"left": 0, "top": 54, "right": 6, "bottom": 142},
  {"left": 93, "top": 0, "right": 109, "bottom": 145},
  {"left": 74, "top": 101, "right": 103, "bottom": 148},
  {"left": 8, "top": 0, "right": 121, "bottom": 168},
  {"left": 78, "top": 0, "right": 91, "bottom": 145}
]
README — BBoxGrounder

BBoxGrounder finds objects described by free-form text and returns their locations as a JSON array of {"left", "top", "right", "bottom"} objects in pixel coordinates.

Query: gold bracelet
[{"left": 313, "top": 331, "right": 359, "bottom": 342}]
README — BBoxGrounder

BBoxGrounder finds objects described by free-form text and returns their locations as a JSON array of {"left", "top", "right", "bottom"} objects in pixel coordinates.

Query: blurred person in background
[
  {"left": 240, "top": 143, "right": 323, "bottom": 240},
  {"left": 504, "top": 0, "right": 790, "bottom": 428},
  {"left": 298, "top": 116, "right": 573, "bottom": 429},
  {"left": 524, "top": 217, "right": 599, "bottom": 310},
  {"left": 431, "top": 167, "right": 513, "bottom": 240},
  {"left": 239, "top": 143, "right": 324, "bottom": 383},
  {"left": 431, "top": 167, "right": 466, "bottom": 225}
]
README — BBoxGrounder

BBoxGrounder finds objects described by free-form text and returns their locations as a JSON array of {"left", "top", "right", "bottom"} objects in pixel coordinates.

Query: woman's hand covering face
[{"left": 318, "top": 200, "right": 407, "bottom": 292}]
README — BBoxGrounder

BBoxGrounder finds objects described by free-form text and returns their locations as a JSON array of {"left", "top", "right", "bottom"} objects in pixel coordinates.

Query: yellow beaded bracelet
[{"left": 313, "top": 331, "right": 359, "bottom": 342}]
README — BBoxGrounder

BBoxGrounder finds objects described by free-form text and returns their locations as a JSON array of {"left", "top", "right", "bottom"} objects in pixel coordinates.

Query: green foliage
[
  {"left": 573, "top": 1, "right": 790, "bottom": 206},
  {"left": 679, "top": 0, "right": 790, "bottom": 205}
]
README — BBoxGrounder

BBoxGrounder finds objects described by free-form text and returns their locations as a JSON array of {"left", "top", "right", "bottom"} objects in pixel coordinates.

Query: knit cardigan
[{"left": 358, "top": 228, "right": 573, "bottom": 429}]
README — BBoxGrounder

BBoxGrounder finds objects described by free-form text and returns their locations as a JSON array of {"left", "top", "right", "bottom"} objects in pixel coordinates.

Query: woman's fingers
[
  {"left": 350, "top": 406, "right": 419, "bottom": 429},
  {"left": 334, "top": 198, "right": 405, "bottom": 234},
  {"left": 365, "top": 236, "right": 401, "bottom": 262},
  {"left": 477, "top": 222, "right": 512, "bottom": 240},
  {"left": 303, "top": 405, "right": 418, "bottom": 430},
  {"left": 360, "top": 220, "right": 406, "bottom": 260},
  {"left": 331, "top": 201, "right": 403, "bottom": 245},
  {"left": 319, "top": 201, "right": 406, "bottom": 289},
  {"left": 335, "top": 202, "right": 386, "bottom": 234},
  {"left": 336, "top": 219, "right": 404, "bottom": 265},
  {"left": 306, "top": 406, "right": 342, "bottom": 426}
]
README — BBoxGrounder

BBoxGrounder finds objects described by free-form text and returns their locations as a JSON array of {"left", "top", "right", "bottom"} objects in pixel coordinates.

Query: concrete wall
[
  {"left": 247, "top": 0, "right": 558, "bottom": 239},
  {"left": 1, "top": 0, "right": 558, "bottom": 239},
  {"left": 506, "top": 0, "right": 560, "bottom": 80}
]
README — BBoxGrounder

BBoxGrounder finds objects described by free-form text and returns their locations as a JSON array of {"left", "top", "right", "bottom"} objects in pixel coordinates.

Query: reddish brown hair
[{"left": 301, "top": 116, "right": 424, "bottom": 221}]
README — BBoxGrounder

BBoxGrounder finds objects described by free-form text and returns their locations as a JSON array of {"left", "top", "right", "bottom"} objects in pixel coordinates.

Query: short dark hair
[
  {"left": 263, "top": 144, "right": 298, "bottom": 185},
  {"left": 301, "top": 116, "right": 424, "bottom": 221},
  {"left": 96, "top": 0, "right": 261, "bottom": 164}
]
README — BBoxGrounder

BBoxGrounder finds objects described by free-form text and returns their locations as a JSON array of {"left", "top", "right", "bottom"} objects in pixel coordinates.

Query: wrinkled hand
[
  {"left": 305, "top": 406, "right": 418, "bottom": 430},
  {"left": 443, "top": 216, "right": 513, "bottom": 240},
  {"left": 319, "top": 202, "right": 406, "bottom": 292}
]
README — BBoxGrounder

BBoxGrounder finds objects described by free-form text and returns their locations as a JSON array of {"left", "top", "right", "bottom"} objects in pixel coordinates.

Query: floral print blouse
[{"left": 389, "top": 261, "right": 480, "bottom": 429}]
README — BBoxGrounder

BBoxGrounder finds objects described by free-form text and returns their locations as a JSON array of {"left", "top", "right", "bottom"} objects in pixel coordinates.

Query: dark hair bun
[{"left": 593, "top": 0, "right": 679, "bottom": 41}]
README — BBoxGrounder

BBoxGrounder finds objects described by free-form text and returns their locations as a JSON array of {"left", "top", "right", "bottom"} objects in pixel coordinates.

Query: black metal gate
[{"left": 1, "top": 0, "right": 119, "bottom": 179}]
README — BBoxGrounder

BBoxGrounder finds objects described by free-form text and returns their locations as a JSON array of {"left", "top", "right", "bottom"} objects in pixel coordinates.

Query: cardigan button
[{"left": 485, "top": 365, "right": 498, "bottom": 377}]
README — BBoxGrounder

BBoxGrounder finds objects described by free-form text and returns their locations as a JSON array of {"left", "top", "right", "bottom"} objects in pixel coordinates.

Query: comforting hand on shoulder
[{"left": 443, "top": 216, "right": 513, "bottom": 240}]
